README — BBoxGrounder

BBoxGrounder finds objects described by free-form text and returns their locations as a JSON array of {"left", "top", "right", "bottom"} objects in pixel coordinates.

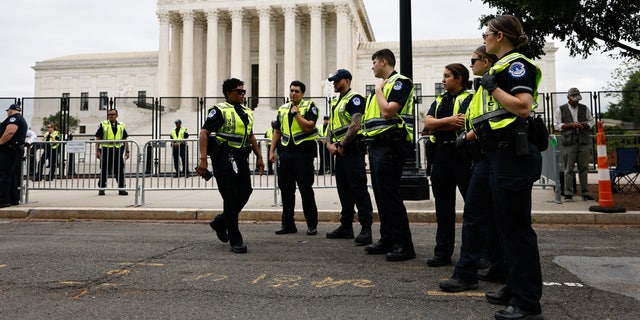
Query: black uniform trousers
[
  {"left": 277, "top": 151, "right": 318, "bottom": 229},
  {"left": 211, "top": 151, "right": 252, "bottom": 246},
  {"left": 367, "top": 138, "right": 413, "bottom": 250},
  {"left": 430, "top": 143, "right": 471, "bottom": 259},
  {"left": 452, "top": 158, "right": 503, "bottom": 281},
  {"left": 0, "top": 145, "right": 23, "bottom": 205},
  {"left": 36, "top": 146, "right": 58, "bottom": 180},
  {"left": 172, "top": 144, "right": 188, "bottom": 175},
  {"left": 99, "top": 146, "right": 126, "bottom": 189},
  {"left": 334, "top": 146, "right": 373, "bottom": 228},
  {"left": 487, "top": 141, "right": 543, "bottom": 315}
]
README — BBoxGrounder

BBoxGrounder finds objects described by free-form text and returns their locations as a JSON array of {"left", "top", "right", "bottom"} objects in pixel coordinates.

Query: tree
[
  {"left": 603, "top": 65, "right": 640, "bottom": 126},
  {"left": 477, "top": 0, "right": 640, "bottom": 60},
  {"left": 41, "top": 111, "right": 80, "bottom": 135}
]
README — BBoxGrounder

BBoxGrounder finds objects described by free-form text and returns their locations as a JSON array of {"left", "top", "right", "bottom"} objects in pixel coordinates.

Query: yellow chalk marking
[
  {"left": 0, "top": 264, "right": 8, "bottom": 268},
  {"left": 60, "top": 281, "right": 84, "bottom": 285},
  {"left": 118, "top": 262, "right": 164, "bottom": 267},
  {"left": 426, "top": 290, "right": 485, "bottom": 297},
  {"left": 107, "top": 269, "right": 131, "bottom": 275}
]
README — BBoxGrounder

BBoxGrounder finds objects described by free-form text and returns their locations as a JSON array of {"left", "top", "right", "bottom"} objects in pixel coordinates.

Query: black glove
[
  {"left": 480, "top": 73, "right": 498, "bottom": 94},
  {"left": 455, "top": 131, "right": 468, "bottom": 150}
]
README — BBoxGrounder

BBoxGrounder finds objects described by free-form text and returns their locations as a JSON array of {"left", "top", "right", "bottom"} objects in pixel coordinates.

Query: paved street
[{"left": 1, "top": 221, "right": 639, "bottom": 319}]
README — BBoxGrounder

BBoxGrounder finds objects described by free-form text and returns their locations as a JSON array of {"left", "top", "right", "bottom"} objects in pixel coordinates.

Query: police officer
[
  {"left": 197, "top": 78, "right": 264, "bottom": 254},
  {"left": 0, "top": 104, "right": 28, "bottom": 207},
  {"left": 170, "top": 119, "right": 189, "bottom": 178},
  {"left": 324, "top": 68, "right": 374, "bottom": 245},
  {"left": 468, "top": 15, "right": 544, "bottom": 320},
  {"left": 263, "top": 121, "right": 276, "bottom": 175},
  {"left": 361, "top": 49, "right": 416, "bottom": 262},
  {"left": 269, "top": 80, "right": 319, "bottom": 236},
  {"left": 95, "top": 108, "right": 130, "bottom": 196},
  {"left": 317, "top": 115, "right": 331, "bottom": 173},
  {"left": 423, "top": 63, "right": 473, "bottom": 267},
  {"left": 35, "top": 122, "right": 61, "bottom": 181}
]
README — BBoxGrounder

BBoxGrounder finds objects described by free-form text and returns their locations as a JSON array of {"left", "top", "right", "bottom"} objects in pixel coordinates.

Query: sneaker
[
  {"left": 326, "top": 225, "right": 354, "bottom": 239},
  {"left": 564, "top": 195, "right": 574, "bottom": 202},
  {"left": 98, "top": 190, "right": 105, "bottom": 196},
  {"left": 354, "top": 226, "right": 372, "bottom": 245},
  {"left": 582, "top": 194, "right": 595, "bottom": 201},
  {"left": 118, "top": 190, "right": 128, "bottom": 196}
]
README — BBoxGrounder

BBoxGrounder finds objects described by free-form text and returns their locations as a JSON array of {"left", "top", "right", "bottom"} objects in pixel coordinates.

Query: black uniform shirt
[
  {"left": 427, "top": 91, "right": 472, "bottom": 142},
  {"left": 496, "top": 49, "right": 537, "bottom": 96},
  {"left": 0, "top": 113, "right": 28, "bottom": 146}
]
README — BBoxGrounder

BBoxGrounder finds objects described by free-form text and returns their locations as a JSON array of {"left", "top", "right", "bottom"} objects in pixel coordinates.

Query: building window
[
  {"left": 79, "top": 125, "right": 86, "bottom": 134},
  {"left": 80, "top": 92, "right": 89, "bottom": 111},
  {"left": 365, "top": 84, "right": 375, "bottom": 97},
  {"left": 434, "top": 83, "right": 445, "bottom": 96},
  {"left": 414, "top": 83, "right": 422, "bottom": 104},
  {"left": 61, "top": 92, "right": 70, "bottom": 112},
  {"left": 100, "top": 92, "right": 108, "bottom": 110},
  {"left": 137, "top": 91, "right": 147, "bottom": 106}
]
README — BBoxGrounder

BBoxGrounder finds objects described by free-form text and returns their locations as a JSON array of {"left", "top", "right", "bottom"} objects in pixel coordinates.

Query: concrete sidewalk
[{"left": 3, "top": 183, "right": 639, "bottom": 225}]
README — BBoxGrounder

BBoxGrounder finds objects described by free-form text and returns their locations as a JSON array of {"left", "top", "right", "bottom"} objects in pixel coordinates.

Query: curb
[{"left": 2, "top": 208, "right": 640, "bottom": 225}]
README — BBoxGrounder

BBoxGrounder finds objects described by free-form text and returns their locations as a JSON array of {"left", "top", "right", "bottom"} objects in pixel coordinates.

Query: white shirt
[
  {"left": 25, "top": 129, "right": 38, "bottom": 144},
  {"left": 553, "top": 102, "right": 595, "bottom": 132}
]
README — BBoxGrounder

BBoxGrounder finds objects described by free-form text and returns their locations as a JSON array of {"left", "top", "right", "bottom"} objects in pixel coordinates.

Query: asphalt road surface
[{"left": 1, "top": 220, "right": 639, "bottom": 319}]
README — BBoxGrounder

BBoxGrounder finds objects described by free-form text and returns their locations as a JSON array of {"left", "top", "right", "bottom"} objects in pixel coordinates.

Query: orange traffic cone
[{"left": 589, "top": 121, "right": 625, "bottom": 213}]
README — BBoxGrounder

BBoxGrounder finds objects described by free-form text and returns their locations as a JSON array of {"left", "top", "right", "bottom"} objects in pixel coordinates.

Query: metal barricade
[{"left": 24, "top": 140, "right": 142, "bottom": 205}]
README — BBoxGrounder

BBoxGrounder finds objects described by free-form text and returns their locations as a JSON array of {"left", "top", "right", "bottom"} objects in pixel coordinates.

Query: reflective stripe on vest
[
  {"left": 277, "top": 100, "right": 319, "bottom": 146},
  {"left": 429, "top": 92, "right": 471, "bottom": 143},
  {"left": 212, "top": 102, "right": 253, "bottom": 149},
  {"left": 362, "top": 72, "right": 415, "bottom": 142},
  {"left": 468, "top": 52, "right": 541, "bottom": 132},
  {"left": 100, "top": 120, "right": 125, "bottom": 148},
  {"left": 329, "top": 90, "right": 361, "bottom": 142},
  {"left": 45, "top": 130, "right": 61, "bottom": 149},
  {"left": 171, "top": 127, "right": 187, "bottom": 140}
]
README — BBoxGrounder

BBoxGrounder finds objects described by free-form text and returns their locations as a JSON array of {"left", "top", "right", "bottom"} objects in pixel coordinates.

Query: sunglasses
[
  {"left": 107, "top": 113, "right": 117, "bottom": 116},
  {"left": 231, "top": 89, "right": 246, "bottom": 95},
  {"left": 471, "top": 58, "right": 483, "bottom": 64},
  {"left": 482, "top": 31, "right": 497, "bottom": 40}
]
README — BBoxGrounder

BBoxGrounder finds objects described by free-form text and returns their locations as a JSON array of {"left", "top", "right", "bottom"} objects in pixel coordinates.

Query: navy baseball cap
[
  {"left": 175, "top": 119, "right": 182, "bottom": 123},
  {"left": 328, "top": 69, "right": 352, "bottom": 82},
  {"left": 6, "top": 104, "right": 21, "bottom": 111}
]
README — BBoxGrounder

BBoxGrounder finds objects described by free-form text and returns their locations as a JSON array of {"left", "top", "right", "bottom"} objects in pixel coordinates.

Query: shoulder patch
[
  {"left": 207, "top": 108, "right": 217, "bottom": 119},
  {"left": 9, "top": 117, "right": 16, "bottom": 123},
  {"left": 311, "top": 106, "right": 318, "bottom": 115},
  {"left": 393, "top": 81, "right": 403, "bottom": 91},
  {"left": 508, "top": 62, "right": 526, "bottom": 78},
  {"left": 352, "top": 97, "right": 361, "bottom": 106}
]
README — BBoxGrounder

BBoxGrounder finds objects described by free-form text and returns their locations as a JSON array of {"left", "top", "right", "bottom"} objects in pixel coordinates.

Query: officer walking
[
  {"left": 35, "top": 122, "right": 61, "bottom": 181},
  {"left": 95, "top": 109, "right": 130, "bottom": 196},
  {"left": 170, "top": 119, "right": 189, "bottom": 178},
  {"left": 324, "top": 68, "right": 374, "bottom": 246},
  {"left": 361, "top": 49, "right": 416, "bottom": 262},
  {"left": 269, "top": 80, "right": 320, "bottom": 236},
  {"left": 197, "top": 78, "right": 264, "bottom": 254},
  {"left": 0, "top": 104, "right": 28, "bottom": 207}
]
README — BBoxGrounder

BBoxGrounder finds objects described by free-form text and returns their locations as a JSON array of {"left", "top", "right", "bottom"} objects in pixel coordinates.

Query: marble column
[
  {"left": 309, "top": 4, "right": 323, "bottom": 97},
  {"left": 205, "top": 9, "right": 219, "bottom": 97},
  {"left": 169, "top": 16, "right": 182, "bottom": 98},
  {"left": 157, "top": 11, "right": 170, "bottom": 98},
  {"left": 230, "top": 8, "right": 244, "bottom": 78},
  {"left": 335, "top": 3, "right": 350, "bottom": 71},
  {"left": 180, "top": 10, "right": 195, "bottom": 100},
  {"left": 258, "top": 6, "right": 272, "bottom": 104},
  {"left": 283, "top": 4, "right": 297, "bottom": 97}
]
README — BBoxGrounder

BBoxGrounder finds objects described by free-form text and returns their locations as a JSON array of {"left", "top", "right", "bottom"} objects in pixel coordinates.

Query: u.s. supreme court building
[{"left": 31, "top": 0, "right": 557, "bottom": 137}]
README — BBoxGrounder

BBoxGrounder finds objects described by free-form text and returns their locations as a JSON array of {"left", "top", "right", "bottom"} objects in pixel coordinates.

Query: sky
[{"left": 0, "top": 0, "right": 623, "bottom": 99}]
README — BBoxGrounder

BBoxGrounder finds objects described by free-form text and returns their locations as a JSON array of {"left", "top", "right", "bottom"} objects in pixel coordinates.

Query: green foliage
[
  {"left": 41, "top": 111, "right": 80, "bottom": 135},
  {"left": 603, "top": 63, "right": 640, "bottom": 126},
  {"left": 478, "top": 0, "right": 640, "bottom": 60}
]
